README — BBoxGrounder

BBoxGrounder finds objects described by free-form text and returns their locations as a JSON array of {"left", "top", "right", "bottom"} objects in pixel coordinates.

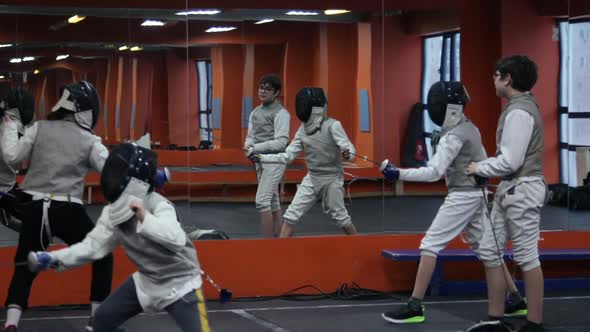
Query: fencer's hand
[
  {"left": 466, "top": 162, "right": 479, "bottom": 175},
  {"left": 27, "top": 251, "right": 58, "bottom": 272},
  {"left": 129, "top": 200, "right": 145, "bottom": 223},
  {"left": 341, "top": 149, "right": 351, "bottom": 160},
  {"left": 246, "top": 147, "right": 261, "bottom": 163},
  {"left": 380, "top": 159, "right": 400, "bottom": 182},
  {"left": 243, "top": 145, "right": 253, "bottom": 157}
]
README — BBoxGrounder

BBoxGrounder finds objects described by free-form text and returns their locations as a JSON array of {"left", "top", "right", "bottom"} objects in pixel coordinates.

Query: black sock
[
  {"left": 509, "top": 291, "right": 524, "bottom": 303},
  {"left": 526, "top": 320, "right": 543, "bottom": 327},
  {"left": 408, "top": 297, "right": 422, "bottom": 310}
]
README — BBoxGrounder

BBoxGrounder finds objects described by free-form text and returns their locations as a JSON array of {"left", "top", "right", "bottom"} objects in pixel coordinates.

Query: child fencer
[
  {"left": 28, "top": 143, "right": 210, "bottom": 332},
  {"left": 1, "top": 81, "right": 113, "bottom": 332},
  {"left": 466, "top": 55, "right": 546, "bottom": 332},
  {"left": 0, "top": 88, "right": 34, "bottom": 232},
  {"left": 250, "top": 87, "right": 358, "bottom": 237},
  {"left": 380, "top": 81, "right": 525, "bottom": 325},
  {"left": 244, "top": 74, "right": 290, "bottom": 237}
]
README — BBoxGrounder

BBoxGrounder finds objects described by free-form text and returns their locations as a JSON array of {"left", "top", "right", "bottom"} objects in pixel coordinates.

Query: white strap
[
  {"left": 25, "top": 190, "right": 83, "bottom": 205},
  {"left": 51, "top": 89, "right": 76, "bottom": 113},
  {"left": 41, "top": 199, "right": 52, "bottom": 249}
]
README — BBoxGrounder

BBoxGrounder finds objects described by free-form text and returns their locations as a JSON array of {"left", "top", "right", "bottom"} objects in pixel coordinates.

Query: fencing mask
[
  {"left": 102, "top": 143, "right": 161, "bottom": 225},
  {"left": 51, "top": 80, "right": 100, "bottom": 130},
  {"left": 1, "top": 88, "right": 35, "bottom": 135},
  {"left": 295, "top": 87, "right": 327, "bottom": 135},
  {"left": 427, "top": 81, "right": 469, "bottom": 128}
]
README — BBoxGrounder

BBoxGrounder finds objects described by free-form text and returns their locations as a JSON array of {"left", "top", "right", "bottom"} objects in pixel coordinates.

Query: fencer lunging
[
  {"left": 28, "top": 143, "right": 210, "bottom": 332},
  {"left": 251, "top": 87, "right": 358, "bottom": 237},
  {"left": 380, "top": 81, "right": 525, "bottom": 325}
]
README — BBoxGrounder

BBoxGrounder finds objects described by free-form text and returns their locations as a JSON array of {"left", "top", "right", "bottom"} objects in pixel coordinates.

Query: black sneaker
[
  {"left": 85, "top": 316, "right": 125, "bottom": 332},
  {"left": 1, "top": 325, "right": 17, "bottom": 332},
  {"left": 517, "top": 321, "right": 545, "bottom": 332},
  {"left": 504, "top": 298, "right": 527, "bottom": 317},
  {"left": 465, "top": 320, "right": 515, "bottom": 332},
  {"left": 381, "top": 303, "right": 425, "bottom": 324}
]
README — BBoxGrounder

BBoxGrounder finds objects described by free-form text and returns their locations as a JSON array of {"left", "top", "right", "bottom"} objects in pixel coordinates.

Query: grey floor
[
  {"left": 0, "top": 196, "right": 587, "bottom": 246},
  {"left": 2, "top": 292, "right": 589, "bottom": 331}
]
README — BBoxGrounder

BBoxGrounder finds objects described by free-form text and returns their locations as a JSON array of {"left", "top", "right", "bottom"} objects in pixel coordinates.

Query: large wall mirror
[{"left": 0, "top": 0, "right": 581, "bottom": 243}]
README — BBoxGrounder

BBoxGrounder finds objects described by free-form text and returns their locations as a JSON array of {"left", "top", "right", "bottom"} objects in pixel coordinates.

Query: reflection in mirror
[
  {"left": 378, "top": 1, "right": 573, "bottom": 235},
  {"left": 0, "top": 6, "right": 194, "bottom": 240},
  {"left": 564, "top": 0, "right": 590, "bottom": 230},
  {"left": 184, "top": 8, "right": 387, "bottom": 238}
]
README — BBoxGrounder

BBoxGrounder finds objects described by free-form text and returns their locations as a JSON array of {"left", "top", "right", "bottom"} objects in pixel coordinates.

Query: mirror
[
  {"left": 0, "top": 0, "right": 577, "bottom": 242},
  {"left": 566, "top": 0, "right": 590, "bottom": 230}
]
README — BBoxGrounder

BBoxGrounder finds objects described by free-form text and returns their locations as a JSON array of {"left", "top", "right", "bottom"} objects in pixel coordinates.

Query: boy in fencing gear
[
  {"left": 0, "top": 88, "right": 35, "bottom": 233},
  {"left": 381, "top": 81, "right": 523, "bottom": 325},
  {"left": 0, "top": 81, "right": 113, "bottom": 332},
  {"left": 244, "top": 74, "right": 290, "bottom": 237},
  {"left": 28, "top": 143, "right": 210, "bottom": 332},
  {"left": 466, "top": 56, "right": 546, "bottom": 332},
  {"left": 255, "top": 87, "right": 357, "bottom": 237}
]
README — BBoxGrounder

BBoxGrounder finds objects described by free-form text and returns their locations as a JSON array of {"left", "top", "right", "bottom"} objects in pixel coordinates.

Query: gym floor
[{"left": 3, "top": 291, "right": 589, "bottom": 331}]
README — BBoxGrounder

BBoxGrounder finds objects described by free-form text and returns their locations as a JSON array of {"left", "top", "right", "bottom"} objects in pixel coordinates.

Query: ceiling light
[
  {"left": 22, "top": 56, "right": 35, "bottom": 62},
  {"left": 0, "top": 75, "right": 4, "bottom": 79},
  {"left": 130, "top": 46, "right": 143, "bottom": 51},
  {"left": 286, "top": 11, "right": 319, "bottom": 16},
  {"left": 33, "top": 70, "right": 40, "bottom": 74},
  {"left": 68, "top": 15, "right": 86, "bottom": 24},
  {"left": 56, "top": 54, "right": 69, "bottom": 60},
  {"left": 255, "top": 19, "right": 275, "bottom": 24},
  {"left": 206, "top": 26, "right": 237, "bottom": 33},
  {"left": 324, "top": 9, "right": 351, "bottom": 15},
  {"left": 118, "top": 45, "right": 129, "bottom": 51},
  {"left": 176, "top": 10, "right": 221, "bottom": 16},
  {"left": 141, "top": 20, "right": 165, "bottom": 27},
  {"left": 0, "top": 44, "right": 12, "bottom": 48},
  {"left": 9, "top": 58, "right": 21, "bottom": 63}
]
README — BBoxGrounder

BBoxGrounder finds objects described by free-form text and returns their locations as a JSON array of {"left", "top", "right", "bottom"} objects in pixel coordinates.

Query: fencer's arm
[
  {"left": 88, "top": 138, "right": 109, "bottom": 173},
  {"left": 136, "top": 200, "right": 186, "bottom": 252},
  {"left": 259, "top": 129, "right": 303, "bottom": 164},
  {"left": 51, "top": 211, "right": 120, "bottom": 270},
  {"left": 330, "top": 120, "right": 355, "bottom": 160},
  {"left": 475, "top": 110, "right": 533, "bottom": 178},
  {"left": 1, "top": 120, "right": 38, "bottom": 167},
  {"left": 252, "top": 109, "right": 290, "bottom": 154},
  {"left": 400, "top": 134, "right": 463, "bottom": 182},
  {"left": 244, "top": 112, "right": 255, "bottom": 148}
]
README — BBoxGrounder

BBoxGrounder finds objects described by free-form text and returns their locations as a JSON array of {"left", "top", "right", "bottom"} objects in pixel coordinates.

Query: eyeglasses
[{"left": 258, "top": 85, "right": 275, "bottom": 92}]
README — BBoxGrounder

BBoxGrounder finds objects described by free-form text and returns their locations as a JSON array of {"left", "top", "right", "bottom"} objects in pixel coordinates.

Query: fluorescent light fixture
[
  {"left": 286, "top": 11, "right": 319, "bottom": 16},
  {"left": 141, "top": 20, "right": 165, "bottom": 27},
  {"left": 56, "top": 54, "right": 69, "bottom": 60},
  {"left": 176, "top": 10, "right": 221, "bottom": 16},
  {"left": 255, "top": 19, "right": 275, "bottom": 24},
  {"left": 0, "top": 75, "right": 4, "bottom": 79},
  {"left": 206, "top": 26, "right": 237, "bottom": 33},
  {"left": 68, "top": 15, "right": 86, "bottom": 24},
  {"left": 33, "top": 70, "right": 40, "bottom": 74},
  {"left": 324, "top": 9, "right": 351, "bottom": 15},
  {"left": 130, "top": 46, "right": 143, "bottom": 51},
  {"left": 22, "top": 56, "right": 35, "bottom": 62},
  {"left": 9, "top": 58, "right": 21, "bottom": 63},
  {"left": 118, "top": 45, "right": 129, "bottom": 51},
  {"left": 0, "top": 44, "right": 12, "bottom": 48}
]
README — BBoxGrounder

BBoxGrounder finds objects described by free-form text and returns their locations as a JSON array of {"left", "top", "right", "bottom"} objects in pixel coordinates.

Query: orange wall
[{"left": 1, "top": 231, "right": 588, "bottom": 306}]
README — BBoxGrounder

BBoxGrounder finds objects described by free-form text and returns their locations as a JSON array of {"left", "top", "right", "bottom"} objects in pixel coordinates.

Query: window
[
  {"left": 421, "top": 32, "right": 461, "bottom": 159},
  {"left": 196, "top": 60, "right": 213, "bottom": 148},
  {"left": 559, "top": 19, "right": 590, "bottom": 186}
]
